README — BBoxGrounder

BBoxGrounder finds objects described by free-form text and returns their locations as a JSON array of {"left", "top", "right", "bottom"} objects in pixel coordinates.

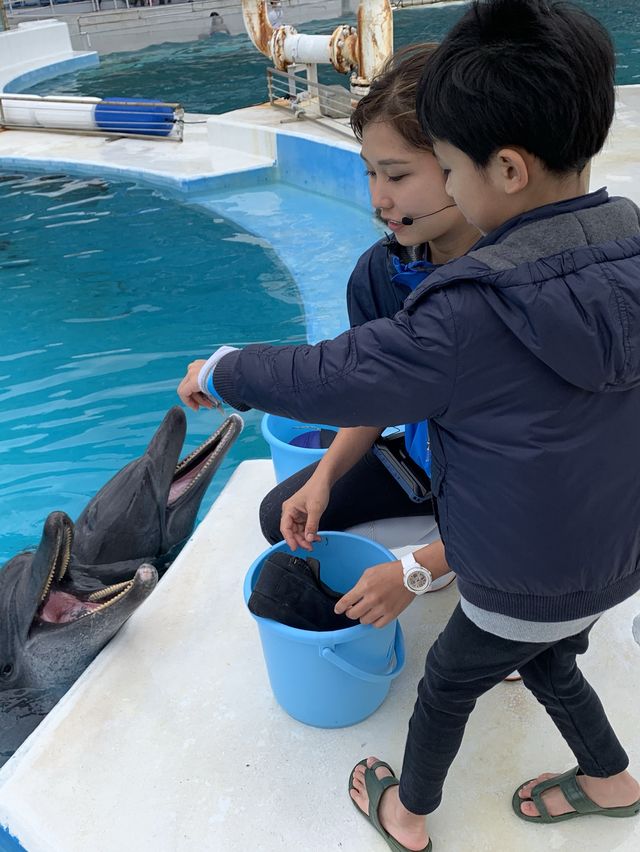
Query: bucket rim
[
  {"left": 260, "top": 413, "right": 337, "bottom": 455},
  {"left": 244, "top": 531, "right": 397, "bottom": 644}
]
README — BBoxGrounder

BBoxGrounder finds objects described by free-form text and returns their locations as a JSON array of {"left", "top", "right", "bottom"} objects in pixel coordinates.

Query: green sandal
[
  {"left": 348, "top": 759, "right": 432, "bottom": 852},
  {"left": 512, "top": 766, "right": 640, "bottom": 824}
]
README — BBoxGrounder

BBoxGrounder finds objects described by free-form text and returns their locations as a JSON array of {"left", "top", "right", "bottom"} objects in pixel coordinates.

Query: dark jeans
[
  {"left": 259, "top": 447, "right": 433, "bottom": 544},
  {"left": 399, "top": 604, "right": 628, "bottom": 814}
]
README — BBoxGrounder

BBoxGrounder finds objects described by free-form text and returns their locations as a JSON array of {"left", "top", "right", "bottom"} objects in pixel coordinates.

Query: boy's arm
[
  {"left": 334, "top": 540, "right": 450, "bottom": 628},
  {"left": 206, "top": 292, "right": 457, "bottom": 427}
]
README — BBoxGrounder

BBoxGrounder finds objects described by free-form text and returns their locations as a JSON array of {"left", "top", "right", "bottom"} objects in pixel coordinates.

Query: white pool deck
[
  {"left": 0, "top": 85, "right": 639, "bottom": 852},
  {"left": 0, "top": 461, "right": 638, "bottom": 852}
]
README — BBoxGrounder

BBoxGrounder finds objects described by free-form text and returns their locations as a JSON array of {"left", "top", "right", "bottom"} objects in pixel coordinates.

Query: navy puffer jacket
[{"left": 215, "top": 190, "right": 640, "bottom": 622}]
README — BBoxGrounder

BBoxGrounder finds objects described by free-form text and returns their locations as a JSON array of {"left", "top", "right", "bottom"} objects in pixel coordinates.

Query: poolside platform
[
  {"left": 0, "top": 85, "right": 639, "bottom": 203},
  {"left": 0, "top": 100, "right": 357, "bottom": 194},
  {"left": 0, "top": 459, "right": 638, "bottom": 851}
]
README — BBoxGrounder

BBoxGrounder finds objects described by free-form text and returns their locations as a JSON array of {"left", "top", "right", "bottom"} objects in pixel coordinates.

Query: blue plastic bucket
[
  {"left": 94, "top": 98, "right": 175, "bottom": 137},
  {"left": 261, "top": 414, "right": 338, "bottom": 482},
  {"left": 244, "top": 531, "right": 405, "bottom": 728}
]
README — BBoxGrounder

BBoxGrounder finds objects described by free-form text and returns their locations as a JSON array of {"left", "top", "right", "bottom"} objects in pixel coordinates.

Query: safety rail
[
  {"left": 0, "top": 93, "right": 184, "bottom": 141},
  {"left": 266, "top": 66, "right": 360, "bottom": 127}
]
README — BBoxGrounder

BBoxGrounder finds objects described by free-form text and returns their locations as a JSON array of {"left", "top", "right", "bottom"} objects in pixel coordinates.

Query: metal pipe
[
  {"left": 281, "top": 34, "right": 331, "bottom": 65},
  {"left": 240, "top": 0, "right": 391, "bottom": 83},
  {"left": 241, "top": 0, "right": 275, "bottom": 57},
  {"left": 354, "top": 0, "right": 393, "bottom": 91}
]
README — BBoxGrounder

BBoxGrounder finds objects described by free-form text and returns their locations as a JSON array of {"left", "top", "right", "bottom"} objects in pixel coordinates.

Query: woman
[{"left": 259, "top": 44, "right": 480, "bottom": 596}]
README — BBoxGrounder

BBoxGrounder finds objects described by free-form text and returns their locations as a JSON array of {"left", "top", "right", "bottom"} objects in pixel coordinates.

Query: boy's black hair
[{"left": 417, "top": 0, "right": 615, "bottom": 173}]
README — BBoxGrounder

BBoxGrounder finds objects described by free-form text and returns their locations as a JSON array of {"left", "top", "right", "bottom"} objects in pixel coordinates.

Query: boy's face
[{"left": 433, "top": 140, "right": 508, "bottom": 235}]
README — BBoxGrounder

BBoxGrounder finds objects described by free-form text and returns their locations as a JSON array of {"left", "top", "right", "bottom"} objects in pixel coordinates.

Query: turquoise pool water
[
  {"left": 5, "top": 0, "right": 638, "bottom": 563},
  {"left": 0, "top": 172, "right": 308, "bottom": 561},
  {"left": 23, "top": 1, "right": 640, "bottom": 112}
]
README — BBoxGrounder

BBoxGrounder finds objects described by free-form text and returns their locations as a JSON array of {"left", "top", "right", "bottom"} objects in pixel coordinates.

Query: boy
[{"left": 178, "top": 1, "right": 640, "bottom": 848}]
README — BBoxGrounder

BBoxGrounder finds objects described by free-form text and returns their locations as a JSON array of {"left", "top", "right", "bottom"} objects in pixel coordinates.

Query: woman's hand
[
  {"left": 334, "top": 560, "right": 414, "bottom": 628},
  {"left": 280, "top": 476, "right": 331, "bottom": 552},
  {"left": 177, "top": 360, "right": 217, "bottom": 411}
]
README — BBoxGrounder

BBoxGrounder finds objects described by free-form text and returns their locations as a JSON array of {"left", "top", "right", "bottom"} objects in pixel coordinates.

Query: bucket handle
[{"left": 319, "top": 622, "right": 405, "bottom": 684}]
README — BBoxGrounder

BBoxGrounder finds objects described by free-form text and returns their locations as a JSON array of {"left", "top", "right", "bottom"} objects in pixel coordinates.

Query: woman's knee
[{"left": 259, "top": 489, "right": 284, "bottom": 544}]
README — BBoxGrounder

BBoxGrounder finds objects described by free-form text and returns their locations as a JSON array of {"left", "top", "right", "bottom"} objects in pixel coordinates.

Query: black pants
[
  {"left": 399, "top": 604, "right": 628, "bottom": 814},
  {"left": 259, "top": 447, "right": 433, "bottom": 544}
]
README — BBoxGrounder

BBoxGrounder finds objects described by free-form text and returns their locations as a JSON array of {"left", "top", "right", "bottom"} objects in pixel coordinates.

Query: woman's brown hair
[{"left": 350, "top": 42, "right": 438, "bottom": 151}]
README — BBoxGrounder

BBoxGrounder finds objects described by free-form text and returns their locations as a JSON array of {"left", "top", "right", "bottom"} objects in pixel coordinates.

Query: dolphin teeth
[
  {"left": 169, "top": 420, "right": 239, "bottom": 505},
  {"left": 87, "top": 581, "right": 132, "bottom": 602},
  {"left": 38, "top": 521, "right": 72, "bottom": 606},
  {"left": 59, "top": 523, "right": 72, "bottom": 582},
  {"left": 173, "top": 416, "right": 238, "bottom": 475},
  {"left": 79, "top": 582, "right": 134, "bottom": 617}
]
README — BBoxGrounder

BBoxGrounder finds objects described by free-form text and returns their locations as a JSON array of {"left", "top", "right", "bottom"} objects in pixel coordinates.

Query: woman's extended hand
[
  {"left": 280, "top": 477, "right": 331, "bottom": 552},
  {"left": 177, "top": 360, "right": 217, "bottom": 411},
  {"left": 334, "top": 561, "right": 414, "bottom": 628}
]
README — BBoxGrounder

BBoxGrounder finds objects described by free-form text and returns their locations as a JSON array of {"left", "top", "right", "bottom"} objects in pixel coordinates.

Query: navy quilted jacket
[{"left": 215, "top": 190, "right": 640, "bottom": 622}]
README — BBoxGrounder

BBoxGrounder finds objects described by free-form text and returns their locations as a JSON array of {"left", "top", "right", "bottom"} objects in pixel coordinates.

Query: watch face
[{"left": 407, "top": 569, "right": 429, "bottom": 592}]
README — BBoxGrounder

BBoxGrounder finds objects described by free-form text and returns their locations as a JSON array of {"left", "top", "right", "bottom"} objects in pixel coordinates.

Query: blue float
[{"left": 94, "top": 98, "right": 175, "bottom": 137}]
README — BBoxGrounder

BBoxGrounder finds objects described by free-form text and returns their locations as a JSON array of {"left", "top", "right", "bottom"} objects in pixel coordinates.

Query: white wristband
[{"left": 197, "top": 346, "right": 239, "bottom": 397}]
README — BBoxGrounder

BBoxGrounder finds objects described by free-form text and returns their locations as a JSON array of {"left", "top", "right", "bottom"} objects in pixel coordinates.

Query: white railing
[{"left": 266, "top": 66, "right": 359, "bottom": 121}]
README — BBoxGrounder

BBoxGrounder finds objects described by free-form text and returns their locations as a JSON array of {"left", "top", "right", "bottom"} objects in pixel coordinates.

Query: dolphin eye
[{"left": 0, "top": 663, "right": 13, "bottom": 679}]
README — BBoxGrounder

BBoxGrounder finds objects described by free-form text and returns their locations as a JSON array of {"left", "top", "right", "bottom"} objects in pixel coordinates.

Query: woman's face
[{"left": 360, "top": 120, "right": 463, "bottom": 248}]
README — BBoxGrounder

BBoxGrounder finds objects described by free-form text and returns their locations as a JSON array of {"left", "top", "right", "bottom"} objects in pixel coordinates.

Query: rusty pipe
[
  {"left": 355, "top": 0, "right": 394, "bottom": 88},
  {"left": 241, "top": 0, "right": 392, "bottom": 84},
  {"left": 241, "top": 0, "right": 275, "bottom": 57}
]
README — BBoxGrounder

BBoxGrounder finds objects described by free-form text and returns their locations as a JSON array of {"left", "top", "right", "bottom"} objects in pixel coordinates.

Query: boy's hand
[
  {"left": 334, "top": 561, "right": 414, "bottom": 628},
  {"left": 280, "top": 477, "right": 329, "bottom": 552},
  {"left": 177, "top": 360, "right": 218, "bottom": 411}
]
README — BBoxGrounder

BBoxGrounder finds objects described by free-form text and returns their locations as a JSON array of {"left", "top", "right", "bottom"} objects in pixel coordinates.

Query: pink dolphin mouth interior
[
  {"left": 168, "top": 455, "right": 211, "bottom": 504},
  {"left": 37, "top": 590, "right": 102, "bottom": 624}
]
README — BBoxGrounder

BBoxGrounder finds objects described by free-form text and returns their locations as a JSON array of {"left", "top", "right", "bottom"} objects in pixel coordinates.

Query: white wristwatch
[{"left": 401, "top": 552, "right": 433, "bottom": 595}]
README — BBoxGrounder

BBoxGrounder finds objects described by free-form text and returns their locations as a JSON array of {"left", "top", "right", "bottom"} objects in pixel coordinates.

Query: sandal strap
[
  {"left": 363, "top": 763, "right": 399, "bottom": 835},
  {"left": 531, "top": 767, "right": 600, "bottom": 820}
]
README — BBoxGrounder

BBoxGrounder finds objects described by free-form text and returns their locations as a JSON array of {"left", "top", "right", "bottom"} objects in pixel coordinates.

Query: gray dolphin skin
[
  {"left": 0, "top": 511, "right": 158, "bottom": 766},
  {"left": 69, "top": 408, "right": 243, "bottom": 591}
]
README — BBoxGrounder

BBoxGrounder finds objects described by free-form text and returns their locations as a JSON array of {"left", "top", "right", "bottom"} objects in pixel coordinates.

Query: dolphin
[
  {"left": 69, "top": 408, "right": 243, "bottom": 591},
  {"left": 0, "top": 511, "right": 157, "bottom": 766}
]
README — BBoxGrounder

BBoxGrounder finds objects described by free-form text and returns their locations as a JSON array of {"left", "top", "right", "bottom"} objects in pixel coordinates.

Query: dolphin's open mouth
[
  {"left": 34, "top": 523, "right": 139, "bottom": 626},
  {"left": 168, "top": 416, "right": 241, "bottom": 505},
  {"left": 37, "top": 580, "right": 135, "bottom": 625}
]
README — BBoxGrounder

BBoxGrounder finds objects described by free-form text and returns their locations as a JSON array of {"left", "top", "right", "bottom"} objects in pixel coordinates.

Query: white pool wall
[{"left": 0, "top": 21, "right": 98, "bottom": 94}]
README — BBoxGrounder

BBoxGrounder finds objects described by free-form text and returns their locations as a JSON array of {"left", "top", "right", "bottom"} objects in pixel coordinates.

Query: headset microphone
[{"left": 401, "top": 203, "right": 456, "bottom": 226}]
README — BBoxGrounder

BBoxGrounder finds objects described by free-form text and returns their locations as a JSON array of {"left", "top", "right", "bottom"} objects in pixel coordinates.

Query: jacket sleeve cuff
[
  {"left": 197, "top": 346, "right": 239, "bottom": 403},
  {"left": 212, "top": 350, "right": 252, "bottom": 412}
]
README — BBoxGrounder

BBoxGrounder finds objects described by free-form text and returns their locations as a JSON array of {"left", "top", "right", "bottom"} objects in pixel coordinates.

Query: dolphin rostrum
[
  {"left": 0, "top": 511, "right": 157, "bottom": 766},
  {"left": 69, "top": 408, "right": 243, "bottom": 591}
]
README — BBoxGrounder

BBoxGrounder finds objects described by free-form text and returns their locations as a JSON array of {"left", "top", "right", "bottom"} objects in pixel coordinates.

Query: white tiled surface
[{"left": 0, "top": 460, "right": 638, "bottom": 852}]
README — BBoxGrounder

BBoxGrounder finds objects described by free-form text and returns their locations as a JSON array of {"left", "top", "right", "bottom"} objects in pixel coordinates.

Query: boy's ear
[{"left": 493, "top": 147, "right": 530, "bottom": 195}]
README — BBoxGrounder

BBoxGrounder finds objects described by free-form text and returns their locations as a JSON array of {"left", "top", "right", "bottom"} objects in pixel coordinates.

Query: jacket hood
[{"left": 423, "top": 192, "right": 640, "bottom": 393}]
